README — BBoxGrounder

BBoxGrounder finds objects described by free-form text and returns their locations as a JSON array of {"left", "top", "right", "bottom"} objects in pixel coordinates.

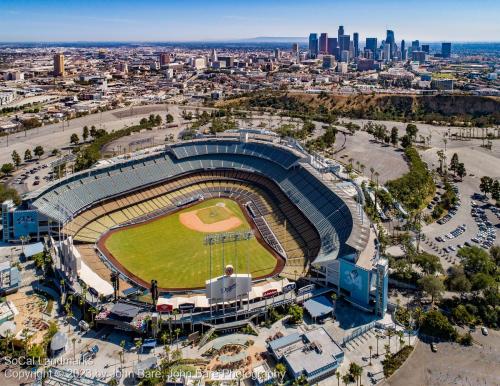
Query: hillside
[{"left": 220, "top": 92, "right": 500, "bottom": 126}]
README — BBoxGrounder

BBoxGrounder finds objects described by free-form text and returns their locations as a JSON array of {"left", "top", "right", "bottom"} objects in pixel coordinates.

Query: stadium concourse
[{"left": 2, "top": 131, "right": 388, "bottom": 321}]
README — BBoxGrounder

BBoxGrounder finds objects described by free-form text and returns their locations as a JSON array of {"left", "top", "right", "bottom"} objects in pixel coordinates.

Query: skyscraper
[
  {"left": 386, "top": 30, "right": 395, "bottom": 59},
  {"left": 338, "top": 25, "right": 344, "bottom": 41},
  {"left": 159, "top": 53, "right": 170, "bottom": 66},
  {"left": 411, "top": 40, "right": 420, "bottom": 52},
  {"left": 327, "top": 38, "right": 338, "bottom": 56},
  {"left": 339, "top": 34, "right": 350, "bottom": 53},
  {"left": 353, "top": 33, "right": 359, "bottom": 58},
  {"left": 421, "top": 44, "right": 430, "bottom": 54},
  {"left": 309, "top": 33, "right": 319, "bottom": 58},
  {"left": 442, "top": 42, "right": 452, "bottom": 58},
  {"left": 53, "top": 53, "right": 65, "bottom": 77},
  {"left": 401, "top": 40, "right": 406, "bottom": 60},
  {"left": 365, "top": 38, "right": 378, "bottom": 54},
  {"left": 292, "top": 43, "right": 299, "bottom": 54},
  {"left": 319, "top": 33, "right": 329, "bottom": 54}
]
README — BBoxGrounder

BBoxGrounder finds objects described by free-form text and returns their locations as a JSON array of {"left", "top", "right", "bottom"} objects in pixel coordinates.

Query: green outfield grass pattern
[{"left": 103, "top": 198, "right": 278, "bottom": 289}]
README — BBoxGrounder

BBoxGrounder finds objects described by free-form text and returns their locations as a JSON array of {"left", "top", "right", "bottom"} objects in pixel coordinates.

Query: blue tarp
[
  {"left": 303, "top": 296, "right": 333, "bottom": 319},
  {"left": 23, "top": 242, "right": 44, "bottom": 258}
]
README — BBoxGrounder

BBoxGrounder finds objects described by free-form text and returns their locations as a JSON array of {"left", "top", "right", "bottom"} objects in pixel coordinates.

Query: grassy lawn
[
  {"left": 196, "top": 205, "right": 233, "bottom": 224},
  {"left": 104, "top": 198, "right": 277, "bottom": 289}
]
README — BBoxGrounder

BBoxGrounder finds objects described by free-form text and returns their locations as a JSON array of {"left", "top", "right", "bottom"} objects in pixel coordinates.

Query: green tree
[
  {"left": 11, "top": 150, "right": 21, "bottom": 167},
  {"left": 24, "top": 149, "right": 32, "bottom": 162},
  {"left": 458, "top": 246, "right": 496, "bottom": 276},
  {"left": 479, "top": 176, "right": 493, "bottom": 197},
  {"left": 491, "top": 180, "right": 500, "bottom": 201},
  {"left": 288, "top": 304, "right": 304, "bottom": 324},
  {"left": 406, "top": 123, "right": 418, "bottom": 142},
  {"left": 166, "top": 114, "right": 174, "bottom": 123},
  {"left": 82, "top": 126, "right": 89, "bottom": 141},
  {"left": 420, "top": 310, "right": 457, "bottom": 340},
  {"left": 1, "top": 163, "right": 14, "bottom": 175},
  {"left": 450, "top": 153, "right": 459, "bottom": 174},
  {"left": 70, "top": 133, "right": 79, "bottom": 146},
  {"left": 456, "top": 163, "right": 466, "bottom": 180},
  {"left": 400, "top": 134, "right": 412, "bottom": 148},
  {"left": 33, "top": 145, "right": 44, "bottom": 159},
  {"left": 418, "top": 275, "right": 445, "bottom": 303},
  {"left": 414, "top": 252, "right": 443, "bottom": 275},
  {"left": 390, "top": 127, "right": 398, "bottom": 146}
]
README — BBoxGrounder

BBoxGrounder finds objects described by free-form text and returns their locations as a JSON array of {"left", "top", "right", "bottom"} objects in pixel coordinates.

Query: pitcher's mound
[{"left": 179, "top": 204, "right": 242, "bottom": 232}]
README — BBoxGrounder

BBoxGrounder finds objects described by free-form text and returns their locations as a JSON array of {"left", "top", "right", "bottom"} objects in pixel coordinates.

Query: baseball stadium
[{"left": 2, "top": 131, "right": 388, "bottom": 320}]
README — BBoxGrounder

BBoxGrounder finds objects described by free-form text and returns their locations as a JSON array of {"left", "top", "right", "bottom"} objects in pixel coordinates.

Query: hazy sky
[{"left": 1, "top": 0, "right": 499, "bottom": 42}]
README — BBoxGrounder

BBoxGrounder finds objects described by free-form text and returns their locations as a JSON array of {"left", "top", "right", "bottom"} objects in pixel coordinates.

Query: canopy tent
[
  {"left": 50, "top": 331, "right": 68, "bottom": 352},
  {"left": 110, "top": 302, "right": 141, "bottom": 319},
  {"left": 0, "top": 321, "right": 16, "bottom": 337},
  {"left": 303, "top": 296, "right": 333, "bottom": 319},
  {"left": 23, "top": 242, "right": 44, "bottom": 258},
  {"left": 78, "top": 261, "right": 114, "bottom": 297}
]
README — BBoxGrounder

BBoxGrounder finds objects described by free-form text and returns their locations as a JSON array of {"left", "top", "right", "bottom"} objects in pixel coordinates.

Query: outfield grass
[
  {"left": 103, "top": 198, "right": 277, "bottom": 289},
  {"left": 196, "top": 205, "right": 232, "bottom": 224}
]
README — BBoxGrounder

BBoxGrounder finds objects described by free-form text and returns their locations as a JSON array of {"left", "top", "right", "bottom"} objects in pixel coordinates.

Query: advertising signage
[
  {"left": 297, "top": 284, "right": 315, "bottom": 296},
  {"left": 178, "top": 303, "right": 195, "bottom": 311},
  {"left": 156, "top": 303, "right": 173, "bottom": 313},
  {"left": 263, "top": 289, "right": 278, "bottom": 298},
  {"left": 282, "top": 283, "right": 296, "bottom": 293},
  {"left": 206, "top": 273, "right": 252, "bottom": 303}
]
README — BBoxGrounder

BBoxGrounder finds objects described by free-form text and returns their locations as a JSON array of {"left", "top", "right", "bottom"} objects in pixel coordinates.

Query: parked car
[
  {"left": 431, "top": 342, "right": 438, "bottom": 352},
  {"left": 481, "top": 327, "right": 488, "bottom": 336}
]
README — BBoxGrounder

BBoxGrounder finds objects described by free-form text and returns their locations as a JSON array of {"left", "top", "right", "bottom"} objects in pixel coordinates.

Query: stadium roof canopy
[
  {"left": 110, "top": 302, "right": 141, "bottom": 318},
  {"left": 303, "top": 296, "right": 333, "bottom": 319}
]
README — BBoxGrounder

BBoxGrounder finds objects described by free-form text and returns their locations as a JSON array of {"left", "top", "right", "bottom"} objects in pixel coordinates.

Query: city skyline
[{"left": 1, "top": 0, "right": 499, "bottom": 42}]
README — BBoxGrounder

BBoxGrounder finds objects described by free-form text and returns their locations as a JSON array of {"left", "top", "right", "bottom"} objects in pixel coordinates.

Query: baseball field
[{"left": 101, "top": 198, "right": 279, "bottom": 289}]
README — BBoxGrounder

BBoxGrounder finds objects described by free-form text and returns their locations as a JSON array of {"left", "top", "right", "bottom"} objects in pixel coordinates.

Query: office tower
[
  {"left": 323, "top": 55, "right": 334, "bottom": 69},
  {"left": 292, "top": 43, "right": 299, "bottom": 54},
  {"left": 442, "top": 42, "right": 452, "bottom": 58},
  {"left": 366, "top": 38, "right": 378, "bottom": 55},
  {"left": 210, "top": 48, "right": 218, "bottom": 62},
  {"left": 383, "top": 43, "right": 391, "bottom": 61},
  {"left": 401, "top": 40, "right": 406, "bottom": 60},
  {"left": 53, "top": 53, "right": 65, "bottom": 77},
  {"left": 309, "top": 33, "right": 319, "bottom": 58},
  {"left": 421, "top": 44, "right": 430, "bottom": 54},
  {"left": 339, "top": 34, "right": 350, "bottom": 53},
  {"left": 412, "top": 51, "right": 428, "bottom": 63},
  {"left": 340, "top": 50, "right": 350, "bottom": 63},
  {"left": 386, "top": 30, "right": 395, "bottom": 59},
  {"left": 327, "top": 37, "right": 338, "bottom": 56},
  {"left": 338, "top": 25, "right": 344, "bottom": 41},
  {"left": 353, "top": 32, "right": 359, "bottom": 58},
  {"left": 218, "top": 56, "right": 234, "bottom": 67},
  {"left": 159, "top": 53, "right": 170, "bottom": 66},
  {"left": 274, "top": 48, "right": 281, "bottom": 59},
  {"left": 411, "top": 40, "right": 420, "bottom": 52},
  {"left": 319, "top": 33, "right": 328, "bottom": 54}
]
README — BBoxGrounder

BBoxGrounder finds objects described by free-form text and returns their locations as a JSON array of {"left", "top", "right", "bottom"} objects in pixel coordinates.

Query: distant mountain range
[{"left": 239, "top": 36, "right": 307, "bottom": 43}]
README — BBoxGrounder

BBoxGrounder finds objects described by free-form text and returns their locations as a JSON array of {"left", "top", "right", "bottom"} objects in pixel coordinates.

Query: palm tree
[
  {"left": 119, "top": 340, "right": 126, "bottom": 369},
  {"left": 135, "top": 338, "right": 142, "bottom": 362},
  {"left": 336, "top": 370, "right": 341, "bottom": 386},
  {"left": 375, "top": 334, "right": 380, "bottom": 357},
  {"left": 369, "top": 345, "right": 373, "bottom": 365},
  {"left": 330, "top": 292, "right": 337, "bottom": 318},
  {"left": 387, "top": 328, "right": 393, "bottom": 351},
  {"left": 370, "top": 167, "right": 375, "bottom": 181},
  {"left": 174, "top": 328, "right": 181, "bottom": 350},
  {"left": 72, "top": 337, "right": 77, "bottom": 359},
  {"left": 342, "top": 373, "right": 351, "bottom": 386}
]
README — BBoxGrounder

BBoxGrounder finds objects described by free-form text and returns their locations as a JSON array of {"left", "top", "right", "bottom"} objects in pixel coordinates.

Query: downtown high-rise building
[
  {"left": 441, "top": 42, "right": 452, "bottom": 58},
  {"left": 327, "top": 37, "right": 338, "bottom": 57},
  {"left": 421, "top": 44, "right": 430, "bottom": 54},
  {"left": 339, "top": 34, "right": 350, "bottom": 53},
  {"left": 365, "top": 38, "right": 378, "bottom": 54},
  {"left": 338, "top": 25, "right": 344, "bottom": 41},
  {"left": 401, "top": 40, "right": 406, "bottom": 60},
  {"left": 53, "top": 53, "right": 65, "bottom": 77},
  {"left": 411, "top": 40, "right": 420, "bottom": 52},
  {"left": 309, "top": 33, "right": 319, "bottom": 58},
  {"left": 319, "top": 33, "right": 329, "bottom": 54},
  {"left": 159, "top": 53, "right": 170, "bottom": 66},
  {"left": 386, "top": 30, "right": 395, "bottom": 59},
  {"left": 353, "top": 32, "right": 359, "bottom": 58}
]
